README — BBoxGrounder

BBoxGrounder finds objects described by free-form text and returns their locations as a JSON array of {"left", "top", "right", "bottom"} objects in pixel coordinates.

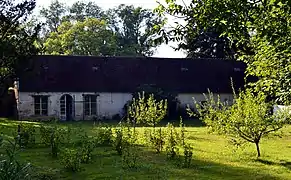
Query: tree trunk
[{"left": 255, "top": 142, "right": 261, "bottom": 158}]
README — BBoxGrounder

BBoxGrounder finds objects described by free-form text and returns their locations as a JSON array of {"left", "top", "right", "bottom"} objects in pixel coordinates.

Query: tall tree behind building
[{"left": 0, "top": 0, "right": 40, "bottom": 116}]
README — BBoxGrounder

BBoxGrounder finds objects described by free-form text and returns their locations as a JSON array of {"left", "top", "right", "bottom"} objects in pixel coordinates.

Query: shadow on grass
[{"left": 256, "top": 159, "right": 291, "bottom": 170}]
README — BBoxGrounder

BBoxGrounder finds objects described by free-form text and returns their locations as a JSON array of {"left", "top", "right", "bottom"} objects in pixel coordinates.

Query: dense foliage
[
  {"left": 154, "top": 0, "right": 291, "bottom": 104},
  {"left": 37, "top": 0, "right": 163, "bottom": 56},
  {"left": 0, "top": 0, "right": 39, "bottom": 96}
]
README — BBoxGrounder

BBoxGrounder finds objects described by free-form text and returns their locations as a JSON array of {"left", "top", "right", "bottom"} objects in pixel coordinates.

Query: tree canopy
[
  {"left": 106, "top": 4, "right": 163, "bottom": 56},
  {"left": 38, "top": 1, "right": 162, "bottom": 57},
  {"left": 44, "top": 18, "right": 117, "bottom": 56},
  {"left": 0, "top": 0, "right": 39, "bottom": 95},
  {"left": 154, "top": 0, "right": 291, "bottom": 104}
]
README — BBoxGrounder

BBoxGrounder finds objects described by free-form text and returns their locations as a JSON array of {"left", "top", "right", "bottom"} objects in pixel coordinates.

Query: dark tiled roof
[{"left": 19, "top": 55, "right": 246, "bottom": 93}]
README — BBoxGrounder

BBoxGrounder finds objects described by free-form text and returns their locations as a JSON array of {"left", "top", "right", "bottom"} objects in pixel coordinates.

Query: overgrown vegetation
[{"left": 0, "top": 140, "right": 31, "bottom": 180}]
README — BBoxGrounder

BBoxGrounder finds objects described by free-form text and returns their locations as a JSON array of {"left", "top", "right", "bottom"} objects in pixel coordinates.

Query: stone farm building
[{"left": 15, "top": 55, "right": 246, "bottom": 121}]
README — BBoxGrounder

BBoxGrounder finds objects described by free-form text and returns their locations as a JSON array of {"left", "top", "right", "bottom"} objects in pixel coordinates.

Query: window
[
  {"left": 34, "top": 96, "right": 48, "bottom": 115},
  {"left": 84, "top": 95, "right": 97, "bottom": 116}
]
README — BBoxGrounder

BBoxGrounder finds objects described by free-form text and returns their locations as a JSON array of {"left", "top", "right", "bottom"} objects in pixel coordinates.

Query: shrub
[
  {"left": 39, "top": 125, "right": 54, "bottom": 146},
  {"left": 128, "top": 91, "right": 167, "bottom": 127},
  {"left": 178, "top": 117, "right": 193, "bottom": 168},
  {"left": 165, "top": 123, "right": 179, "bottom": 160},
  {"left": 17, "top": 124, "right": 36, "bottom": 148},
  {"left": 122, "top": 145, "right": 139, "bottom": 169},
  {"left": 0, "top": 140, "right": 31, "bottom": 180},
  {"left": 94, "top": 126, "right": 113, "bottom": 146},
  {"left": 132, "top": 84, "right": 179, "bottom": 120},
  {"left": 181, "top": 143, "right": 193, "bottom": 168},
  {"left": 60, "top": 148, "right": 81, "bottom": 172},
  {"left": 78, "top": 133, "right": 95, "bottom": 164},
  {"left": 50, "top": 127, "right": 69, "bottom": 158},
  {"left": 149, "top": 128, "right": 165, "bottom": 153},
  {"left": 113, "top": 127, "right": 124, "bottom": 155},
  {"left": 113, "top": 126, "right": 132, "bottom": 155},
  {"left": 40, "top": 125, "right": 68, "bottom": 158}
]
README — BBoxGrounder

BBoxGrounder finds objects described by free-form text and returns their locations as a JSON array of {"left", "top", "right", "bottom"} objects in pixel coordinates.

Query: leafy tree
[
  {"left": 39, "top": 0, "right": 67, "bottom": 34},
  {"left": 68, "top": 1, "right": 104, "bottom": 21},
  {"left": 43, "top": 18, "right": 118, "bottom": 56},
  {"left": 188, "top": 89, "right": 291, "bottom": 157},
  {"left": 128, "top": 91, "right": 168, "bottom": 128},
  {"left": 154, "top": 0, "right": 291, "bottom": 104},
  {"left": 132, "top": 84, "right": 180, "bottom": 119},
  {"left": 0, "top": 0, "right": 39, "bottom": 96},
  {"left": 180, "top": 28, "right": 237, "bottom": 58},
  {"left": 106, "top": 4, "right": 163, "bottom": 56}
]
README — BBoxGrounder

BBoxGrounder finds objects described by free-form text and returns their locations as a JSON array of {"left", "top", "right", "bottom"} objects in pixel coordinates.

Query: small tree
[
  {"left": 189, "top": 89, "right": 291, "bottom": 157},
  {"left": 128, "top": 91, "right": 167, "bottom": 128}
]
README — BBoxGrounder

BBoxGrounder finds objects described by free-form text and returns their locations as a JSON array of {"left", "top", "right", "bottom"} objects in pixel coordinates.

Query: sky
[{"left": 35, "top": 0, "right": 187, "bottom": 58}]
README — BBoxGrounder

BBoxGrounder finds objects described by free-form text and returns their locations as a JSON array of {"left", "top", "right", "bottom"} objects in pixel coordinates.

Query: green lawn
[{"left": 0, "top": 119, "right": 291, "bottom": 180}]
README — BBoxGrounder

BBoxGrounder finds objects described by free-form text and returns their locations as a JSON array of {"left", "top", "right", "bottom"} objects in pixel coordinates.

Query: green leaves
[
  {"left": 190, "top": 88, "right": 291, "bottom": 157},
  {"left": 44, "top": 18, "right": 118, "bottom": 56},
  {"left": 0, "top": 0, "right": 39, "bottom": 94},
  {"left": 128, "top": 91, "right": 168, "bottom": 127},
  {"left": 155, "top": 0, "right": 291, "bottom": 104}
]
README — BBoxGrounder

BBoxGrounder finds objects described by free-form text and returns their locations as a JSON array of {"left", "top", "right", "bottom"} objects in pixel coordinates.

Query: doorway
[{"left": 60, "top": 94, "right": 74, "bottom": 121}]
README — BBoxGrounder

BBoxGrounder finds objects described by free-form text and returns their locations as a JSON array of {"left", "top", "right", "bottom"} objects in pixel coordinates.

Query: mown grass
[{"left": 0, "top": 118, "right": 291, "bottom": 180}]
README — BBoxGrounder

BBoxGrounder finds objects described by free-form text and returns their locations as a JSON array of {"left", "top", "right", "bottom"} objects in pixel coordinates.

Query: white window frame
[
  {"left": 84, "top": 95, "right": 97, "bottom": 116},
  {"left": 34, "top": 96, "right": 48, "bottom": 115}
]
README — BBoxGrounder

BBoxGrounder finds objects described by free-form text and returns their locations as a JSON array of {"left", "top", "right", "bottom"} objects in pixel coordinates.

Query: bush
[
  {"left": 113, "top": 127, "right": 124, "bottom": 155},
  {"left": 94, "top": 126, "right": 113, "bottom": 146},
  {"left": 60, "top": 148, "right": 81, "bottom": 172},
  {"left": 0, "top": 140, "right": 31, "bottom": 180},
  {"left": 127, "top": 91, "right": 168, "bottom": 127},
  {"left": 122, "top": 145, "right": 139, "bottom": 169},
  {"left": 40, "top": 125, "right": 69, "bottom": 158},
  {"left": 78, "top": 133, "right": 95, "bottom": 164},
  {"left": 17, "top": 124, "right": 36, "bottom": 148},
  {"left": 181, "top": 143, "right": 193, "bottom": 168},
  {"left": 39, "top": 125, "right": 54, "bottom": 146},
  {"left": 113, "top": 126, "right": 131, "bottom": 155},
  {"left": 165, "top": 123, "right": 179, "bottom": 160},
  {"left": 149, "top": 128, "right": 165, "bottom": 153}
]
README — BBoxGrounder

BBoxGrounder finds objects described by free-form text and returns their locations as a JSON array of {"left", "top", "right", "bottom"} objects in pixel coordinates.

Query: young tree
[
  {"left": 188, "top": 89, "right": 291, "bottom": 157},
  {"left": 128, "top": 92, "right": 168, "bottom": 128}
]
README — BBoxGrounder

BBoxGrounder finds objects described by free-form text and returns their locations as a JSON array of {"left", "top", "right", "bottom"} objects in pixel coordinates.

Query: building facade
[{"left": 16, "top": 55, "right": 246, "bottom": 121}]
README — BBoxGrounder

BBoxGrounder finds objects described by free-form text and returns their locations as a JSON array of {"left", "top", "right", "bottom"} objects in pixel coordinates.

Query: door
[{"left": 60, "top": 94, "right": 74, "bottom": 121}]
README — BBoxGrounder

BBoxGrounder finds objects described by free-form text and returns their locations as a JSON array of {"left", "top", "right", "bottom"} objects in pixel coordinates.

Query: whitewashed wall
[
  {"left": 177, "top": 93, "right": 234, "bottom": 108},
  {"left": 18, "top": 91, "right": 234, "bottom": 121},
  {"left": 18, "top": 92, "right": 132, "bottom": 120}
]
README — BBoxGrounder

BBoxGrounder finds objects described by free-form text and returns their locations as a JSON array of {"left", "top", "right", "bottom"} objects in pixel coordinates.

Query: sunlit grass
[{"left": 1, "top": 118, "right": 291, "bottom": 180}]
